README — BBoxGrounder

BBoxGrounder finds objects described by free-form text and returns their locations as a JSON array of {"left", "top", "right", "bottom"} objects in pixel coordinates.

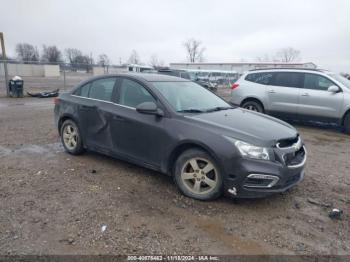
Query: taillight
[
  {"left": 231, "top": 83, "right": 239, "bottom": 89},
  {"left": 54, "top": 97, "right": 60, "bottom": 105}
]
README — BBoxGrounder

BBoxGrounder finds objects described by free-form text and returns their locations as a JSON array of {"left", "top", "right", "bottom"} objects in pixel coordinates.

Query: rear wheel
[
  {"left": 241, "top": 100, "right": 264, "bottom": 113},
  {"left": 344, "top": 113, "right": 350, "bottom": 134},
  {"left": 174, "top": 149, "right": 223, "bottom": 201},
  {"left": 60, "top": 119, "right": 85, "bottom": 155}
]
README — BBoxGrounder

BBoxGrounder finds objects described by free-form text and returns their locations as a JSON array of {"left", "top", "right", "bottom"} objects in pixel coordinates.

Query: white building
[{"left": 170, "top": 62, "right": 317, "bottom": 75}]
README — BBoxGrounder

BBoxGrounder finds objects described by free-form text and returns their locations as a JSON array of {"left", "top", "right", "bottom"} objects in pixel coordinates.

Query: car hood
[{"left": 187, "top": 108, "right": 298, "bottom": 147}]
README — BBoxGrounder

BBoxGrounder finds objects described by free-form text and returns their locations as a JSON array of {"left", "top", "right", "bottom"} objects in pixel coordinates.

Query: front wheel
[
  {"left": 174, "top": 149, "right": 223, "bottom": 201},
  {"left": 241, "top": 100, "right": 264, "bottom": 113},
  {"left": 60, "top": 119, "right": 85, "bottom": 155}
]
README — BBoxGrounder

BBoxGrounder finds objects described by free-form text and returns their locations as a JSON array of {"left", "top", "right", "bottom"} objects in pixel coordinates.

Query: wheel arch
[
  {"left": 341, "top": 108, "right": 350, "bottom": 126},
  {"left": 240, "top": 97, "right": 265, "bottom": 111},
  {"left": 58, "top": 114, "right": 80, "bottom": 135},
  {"left": 166, "top": 140, "right": 221, "bottom": 176}
]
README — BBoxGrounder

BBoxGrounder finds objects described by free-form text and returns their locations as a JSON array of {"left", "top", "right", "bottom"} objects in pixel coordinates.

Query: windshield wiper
[
  {"left": 177, "top": 109, "right": 204, "bottom": 113},
  {"left": 205, "top": 106, "right": 233, "bottom": 112}
]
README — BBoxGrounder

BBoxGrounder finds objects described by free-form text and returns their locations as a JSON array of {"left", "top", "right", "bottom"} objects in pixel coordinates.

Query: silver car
[{"left": 230, "top": 68, "right": 350, "bottom": 133}]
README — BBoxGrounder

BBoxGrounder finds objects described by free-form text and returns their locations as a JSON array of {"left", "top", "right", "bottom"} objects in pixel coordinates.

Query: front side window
[
  {"left": 89, "top": 77, "right": 117, "bottom": 101},
  {"left": 152, "top": 81, "right": 230, "bottom": 112},
  {"left": 118, "top": 79, "right": 156, "bottom": 108},
  {"left": 304, "top": 74, "right": 335, "bottom": 91},
  {"left": 271, "top": 72, "right": 302, "bottom": 88},
  {"left": 245, "top": 72, "right": 273, "bottom": 85}
]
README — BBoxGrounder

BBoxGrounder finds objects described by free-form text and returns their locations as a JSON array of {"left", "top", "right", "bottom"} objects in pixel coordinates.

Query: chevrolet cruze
[{"left": 54, "top": 73, "right": 306, "bottom": 200}]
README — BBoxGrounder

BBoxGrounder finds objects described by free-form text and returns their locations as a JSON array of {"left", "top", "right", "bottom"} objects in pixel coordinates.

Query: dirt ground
[{"left": 0, "top": 86, "right": 349, "bottom": 255}]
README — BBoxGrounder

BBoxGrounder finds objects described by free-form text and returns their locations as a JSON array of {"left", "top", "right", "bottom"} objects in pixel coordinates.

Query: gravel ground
[{"left": 0, "top": 85, "right": 349, "bottom": 255}]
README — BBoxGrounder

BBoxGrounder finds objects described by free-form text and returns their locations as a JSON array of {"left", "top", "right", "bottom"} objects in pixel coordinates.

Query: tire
[
  {"left": 344, "top": 113, "right": 350, "bottom": 134},
  {"left": 173, "top": 149, "right": 223, "bottom": 201},
  {"left": 60, "top": 119, "right": 85, "bottom": 155},
  {"left": 241, "top": 100, "right": 264, "bottom": 113}
]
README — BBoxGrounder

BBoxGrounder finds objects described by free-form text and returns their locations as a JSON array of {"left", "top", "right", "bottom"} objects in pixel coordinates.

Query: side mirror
[
  {"left": 328, "top": 85, "right": 340, "bottom": 93},
  {"left": 136, "top": 102, "right": 164, "bottom": 116}
]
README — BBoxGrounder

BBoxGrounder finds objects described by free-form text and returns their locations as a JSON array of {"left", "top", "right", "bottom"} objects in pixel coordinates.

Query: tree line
[{"left": 2, "top": 40, "right": 301, "bottom": 69}]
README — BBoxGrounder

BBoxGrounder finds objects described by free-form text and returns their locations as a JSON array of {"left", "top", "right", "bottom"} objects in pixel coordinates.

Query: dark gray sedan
[{"left": 54, "top": 73, "right": 306, "bottom": 200}]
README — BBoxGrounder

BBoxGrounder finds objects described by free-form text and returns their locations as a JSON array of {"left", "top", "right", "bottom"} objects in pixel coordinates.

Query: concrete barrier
[
  {"left": 92, "top": 66, "right": 105, "bottom": 76},
  {"left": 44, "top": 65, "right": 60, "bottom": 77},
  {"left": 0, "top": 63, "right": 60, "bottom": 77}
]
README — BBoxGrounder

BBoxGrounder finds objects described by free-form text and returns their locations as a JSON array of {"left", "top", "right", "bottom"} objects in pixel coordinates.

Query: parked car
[
  {"left": 155, "top": 68, "right": 218, "bottom": 91},
  {"left": 155, "top": 68, "right": 191, "bottom": 80},
  {"left": 55, "top": 73, "right": 306, "bottom": 200},
  {"left": 230, "top": 68, "right": 350, "bottom": 133},
  {"left": 185, "top": 69, "right": 239, "bottom": 88}
]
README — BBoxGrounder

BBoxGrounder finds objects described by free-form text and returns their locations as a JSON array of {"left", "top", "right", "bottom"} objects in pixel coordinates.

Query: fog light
[{"left": 244, "top": 174, "right": 279, "bottom": 188}]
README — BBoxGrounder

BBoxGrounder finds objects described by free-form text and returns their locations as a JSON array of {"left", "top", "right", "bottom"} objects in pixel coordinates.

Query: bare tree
[
  {"left": 127, "top": 50, "right": 141, "bottom": 64},
  {"left": 256, "top": 54, "right": 271, "bottom": 62},
  {"left": 65, "top": 48, "right": 93, "bottom": 72},
  {"left": 183, "top": 38, "right": 205, "bottom": 63},
  {"left": 98, "top": 53, "right": 111, "bottom": 73},
  {"left": 98, "top": 54, "right": 110, "bottom": 67},
  {"left": 65, "top": 48, "right": 83, "bottom": 64},
  {"left": 149, "top": 54, "right": 164, "bottom": 68},
  {"left": 276, "top": 47, "right": 301, "bottom": 62},
  {"left": 41, "top": 45, "right": 62, "bottom": 64},
  {"left": 15, "top": 43, "right": 39, "bottom": 63}
]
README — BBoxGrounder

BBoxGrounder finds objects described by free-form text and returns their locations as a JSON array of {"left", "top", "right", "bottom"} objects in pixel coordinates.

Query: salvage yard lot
[{"left": 0, "top": 93, "right": 349, "bottom": 255}]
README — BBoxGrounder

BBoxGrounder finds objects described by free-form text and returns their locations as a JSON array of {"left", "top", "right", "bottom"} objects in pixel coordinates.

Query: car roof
[
  {"left": 247, "top": 68, "right": 329, "bottom": 73},
  {"left": 93, "top": 73, "right": 189, "bottom": 82}
]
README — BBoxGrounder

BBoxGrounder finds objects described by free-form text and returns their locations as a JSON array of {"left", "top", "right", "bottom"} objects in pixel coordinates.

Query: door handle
[
  {"left": 112, "top": 115, "right": 125, "bottom": 121},
  {"left": 301, "top": 93, "right": 310, "bottom": 96},
  {"left": 81, "top": 105, "right": 97, "bottom": 109},
  {"left": 268, "top": 90, "right": 276, "bottom": 94}
]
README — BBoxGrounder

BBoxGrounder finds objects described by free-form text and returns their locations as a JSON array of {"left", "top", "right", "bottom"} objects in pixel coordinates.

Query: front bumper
[{"left": 222, "top": 147, "right": 306, "bottom": 198}]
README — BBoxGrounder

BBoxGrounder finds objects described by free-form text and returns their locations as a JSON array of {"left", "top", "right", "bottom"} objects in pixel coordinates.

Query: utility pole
[{"left": 0, "top": 32, "right": 9, "bottom": 96}]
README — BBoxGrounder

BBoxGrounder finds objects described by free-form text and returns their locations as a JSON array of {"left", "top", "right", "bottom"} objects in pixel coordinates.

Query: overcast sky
[{"left": 1, "top": 0, "right": 350, "bottom": 72}]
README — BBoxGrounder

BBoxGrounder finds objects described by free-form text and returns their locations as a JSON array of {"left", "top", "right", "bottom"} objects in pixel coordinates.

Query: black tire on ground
[
  {"left": 344, "top": 113, "right": 350, "bottom": 134},
  {"left": 241, "top": 100, "right": 264, "bottom": 113},
  {"left": 173, "top": 149, "right": 223, "bottom": 201},
  {"left": 60, "top": 119, "right": 85, "bottom": 155}
]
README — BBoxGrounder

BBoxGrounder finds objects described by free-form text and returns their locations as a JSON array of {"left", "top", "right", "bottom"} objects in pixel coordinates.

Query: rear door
[
  {"left": 267, "top": 72, "right": 303, "bottom": 119},
  {"left": 298, "top": 73, "right": 343, "bottom": 121},
  {"left": 77, "top": 77, "right": 118, "bottom": 152}
]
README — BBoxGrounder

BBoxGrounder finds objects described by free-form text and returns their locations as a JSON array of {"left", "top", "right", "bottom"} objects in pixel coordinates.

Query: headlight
[{"left": 224, "top": 136, "right": 270, "bottom": 160}]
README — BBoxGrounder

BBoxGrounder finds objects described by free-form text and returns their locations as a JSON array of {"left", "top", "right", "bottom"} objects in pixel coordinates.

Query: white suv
[{"left": 230, "top": 68, "right": 350, "bottom": 133}]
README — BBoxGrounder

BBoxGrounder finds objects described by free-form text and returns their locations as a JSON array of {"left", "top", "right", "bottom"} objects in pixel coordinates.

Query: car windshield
[
  {"left": 328, "top": 73, "right": 350, "bottom": 89},
  {"left": 152, "top": 81, "right": 231, "bottom": 113}
]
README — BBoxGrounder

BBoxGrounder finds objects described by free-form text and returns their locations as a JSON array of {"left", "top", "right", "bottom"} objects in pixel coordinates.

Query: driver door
[
  {"left": 298, "top": 73, "right": 343, "bottom": 121},
  {"left": 110, "top": 78, "right": 169, "bottom": 168}
]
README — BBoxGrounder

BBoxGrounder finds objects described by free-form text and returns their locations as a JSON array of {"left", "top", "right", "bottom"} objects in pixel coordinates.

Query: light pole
[{"left": 0, "top": 32, "right": 9, "bottom": 96}]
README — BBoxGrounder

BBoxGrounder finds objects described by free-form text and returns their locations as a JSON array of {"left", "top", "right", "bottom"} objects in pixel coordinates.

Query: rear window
[
  {"left": 89, "top": 77, "right": 117, "bottom": 101},
  {"left": 245, "top": 72, "right": 273, "bottom": 85},
  {"left": 74, "top": 83, "right": 91, "bottom": 97}
]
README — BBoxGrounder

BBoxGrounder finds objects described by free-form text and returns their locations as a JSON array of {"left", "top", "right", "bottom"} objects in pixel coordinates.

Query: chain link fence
[{"left": 0, "top": 60, "right": 129, "bottom": 97}]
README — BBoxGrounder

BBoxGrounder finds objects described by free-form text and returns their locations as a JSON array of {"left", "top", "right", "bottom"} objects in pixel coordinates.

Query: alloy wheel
[
  {"left": 63, "top": 124, "right": 78, "bottom": 150},
  {"left": 181, "top": 157, "right": 218, "bottom": 195},
  {"left": 244, "top": 104, "right": 258, "bottom": 111}
]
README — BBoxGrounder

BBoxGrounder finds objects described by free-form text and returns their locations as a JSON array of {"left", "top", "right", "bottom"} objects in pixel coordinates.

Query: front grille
[
  {"left": 277, "top": 136, "right": 299, "bottom": 148},
  {"left": 283, "top": 146, "right": 305, "bottom": 166}
]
